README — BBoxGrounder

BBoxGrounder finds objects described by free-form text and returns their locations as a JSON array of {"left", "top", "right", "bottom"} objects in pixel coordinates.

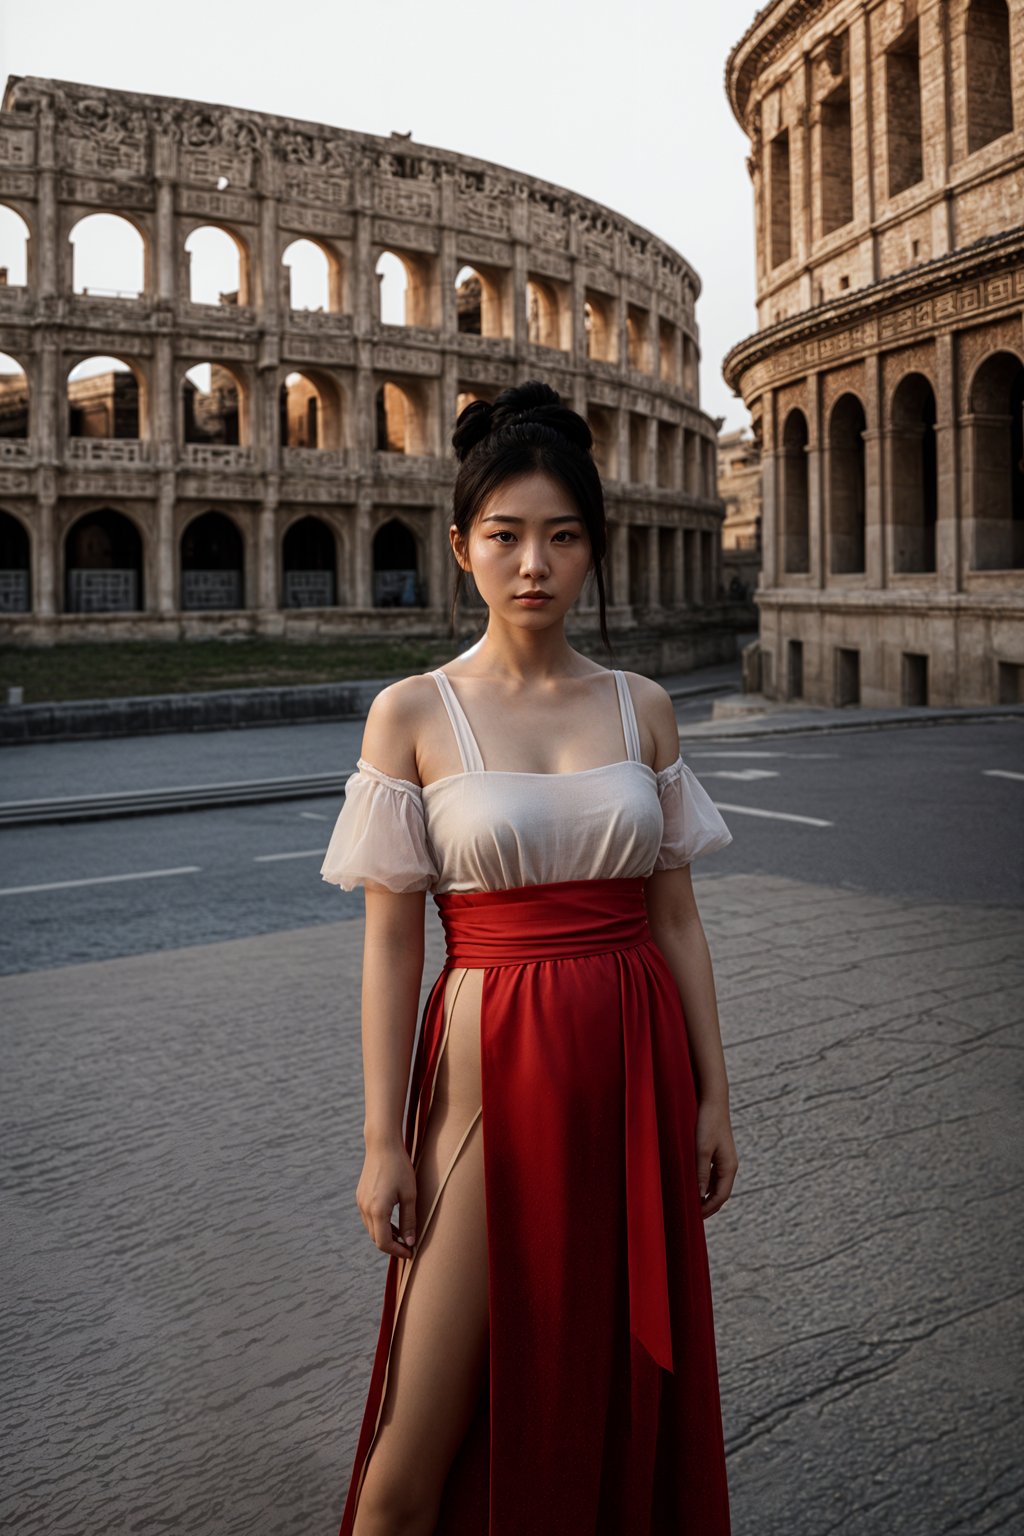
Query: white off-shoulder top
[{"left": 320, "top": 669, "right": 733, "bottom": 895}]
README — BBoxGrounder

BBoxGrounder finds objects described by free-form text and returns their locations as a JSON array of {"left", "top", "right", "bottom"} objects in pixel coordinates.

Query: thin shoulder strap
[
  {"left": 613, "top": 670, "right": 643, "bottom": 763},
  {"left": 429, "top": 670, "right": 485, "bottom": 773}
]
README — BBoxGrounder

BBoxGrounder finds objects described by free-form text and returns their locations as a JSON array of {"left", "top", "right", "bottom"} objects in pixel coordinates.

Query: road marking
[
  {"left": 299, "top": 810, "right": 331, "bottom": 820},
  {"left": 0, "top": 866, "right": 201, "bottom": 896},
  {"left": 254, "top": 849, "right": 327, "bottom": 862},
  {"left": 700, "top": 769, "right": 780, "bottom": 781},
  {"left": 984, "top": 769, "right": 1024, "bottom": 781},
  {"left": 713, "top": 802, "right": 834, "bottom": 827}
]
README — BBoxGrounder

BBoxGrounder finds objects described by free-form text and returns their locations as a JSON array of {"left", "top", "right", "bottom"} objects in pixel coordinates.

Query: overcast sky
[{"left": 0, "top": 0, "right": 760, "bottom": 433}]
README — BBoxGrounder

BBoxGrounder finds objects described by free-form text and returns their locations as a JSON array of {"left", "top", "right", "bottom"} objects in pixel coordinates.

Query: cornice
[
  {"left": 725, "top": 0, "right": 830, "bottom": 132},
  {"left": 722, "top": 227, "right": 1024, "bottom": 394}
]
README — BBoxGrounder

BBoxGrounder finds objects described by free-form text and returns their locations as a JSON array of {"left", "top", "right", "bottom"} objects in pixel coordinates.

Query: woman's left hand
[{"left": 694, "top": 1100, "right": 738, "bottom": 1219}]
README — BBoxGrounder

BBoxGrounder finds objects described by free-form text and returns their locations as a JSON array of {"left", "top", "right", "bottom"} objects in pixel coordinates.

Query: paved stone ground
[{"left": 2, "top": 870, "right": 1021, "bottom": 1535}]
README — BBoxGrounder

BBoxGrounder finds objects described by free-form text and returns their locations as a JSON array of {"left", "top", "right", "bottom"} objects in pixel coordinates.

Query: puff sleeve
[
  {"left": 653, "top": 754, "right": 733, "bottom": 870},
  {"left": 320, "top": 757, "right": 439, "bottom": 894}
]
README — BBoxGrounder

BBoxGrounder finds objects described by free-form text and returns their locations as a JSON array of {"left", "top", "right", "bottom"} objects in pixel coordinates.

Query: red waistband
[{"left": 433, "top": 876, "right": 651, "bottom": 967}]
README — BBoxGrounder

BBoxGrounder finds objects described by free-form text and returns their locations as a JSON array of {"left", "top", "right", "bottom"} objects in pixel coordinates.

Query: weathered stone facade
[
  {"left": 724, "top": 0, "right": 1024, "bottom": 707},
  {"left": 0, "top": 75, "right": 729, "bottom": 654},
  {"left": 718, "top": 427, "right": 763, "bottom": 603}
]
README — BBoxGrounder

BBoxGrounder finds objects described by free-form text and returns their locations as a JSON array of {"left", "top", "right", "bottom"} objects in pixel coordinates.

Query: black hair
[{"left": 448, "top": 379, "right": 614, "bottom": 656}]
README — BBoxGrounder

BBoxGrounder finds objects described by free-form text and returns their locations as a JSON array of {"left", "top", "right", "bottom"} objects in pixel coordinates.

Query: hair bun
[{"left": 451, "top": 379, "right": 593, "bottom": 463}]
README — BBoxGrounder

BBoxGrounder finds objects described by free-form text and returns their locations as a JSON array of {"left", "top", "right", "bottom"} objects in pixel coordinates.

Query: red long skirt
[{"left": 337, "top": 876, "right": 732, "bottom": 1534}]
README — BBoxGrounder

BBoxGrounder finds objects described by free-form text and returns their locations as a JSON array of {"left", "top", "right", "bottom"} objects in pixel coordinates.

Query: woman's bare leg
[{"left": 353, "top": 969, "right": 488, "bottom": 1536}]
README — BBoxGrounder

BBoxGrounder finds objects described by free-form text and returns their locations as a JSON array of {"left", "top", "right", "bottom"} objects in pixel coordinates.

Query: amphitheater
[
  {"left": 0, "top": 75, "right": 733, "bottom": 666},
  {"left": 724, "top": 0, "right": 1024, "bottom": 708}
]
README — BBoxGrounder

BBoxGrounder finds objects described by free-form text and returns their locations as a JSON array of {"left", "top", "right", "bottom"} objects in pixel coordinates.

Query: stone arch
[
  {"left": 64, "top": 506, "right": 144, "bottom": 612},
  {"left": 0, "top": 508, "right": 31, "bottom": 613},
  {"left": 375, "top": 248, "right": 436, "bottom": 328},
  {"left": 626, "top": 304, "right": 652, "bottom": 372},
  {"left": 889, "top": 372, "right": 938, "bottom": 572},
  {"left": 828, "top": 392, "right": 866, "bottom": 573},
  {"left": 183, "top": 224, "right": 250, "bottom": 306},
  {"left": 282, "top": 236, "right": 341, "bottom": 313},
  {"left": 0, "top": 204, "right": 30, "bottom": 287},
  {"left": 526, "top": 276, "right": 566, "bottom": 351},
  {"left": 781, "top": 407, "right": 810, "bottom": 574},
  {"left": 375, "top": 379, "right": 429, "bottom": 455},
  {"left": 683, "top": 333, "right": 699, "bottom": 399},
  {"left": 67, "top": 355, "right": 146, "bottom": 440},
  {"left": 587, "top": 403, "right": 616, "bottom": 480},
  {"left": 584, "top": 290, "right": 618, "bottom": 363},
  {"left": 69, "top": 212, "right": 147, "bottom": 298},
  {"left": 0, "top": 350, "right": 29, "bottom": 440},
  {"left": 282, "top": 514, "right": 338, "bottom": 608},
  {"left": 180, "top": 510, "right": 245, "bottom": 609},
  {"left": 279, "top": 368, "right": 343, "bottom": 451},
  {"left": 966, "top": 0, "right": 1014, "bottom": 155},
  {"left": 966, "top": 349, "right": 1024, "bottom": 570},
  {"left": 372, "top": 516, "right": 424, "bottom": 607},
  {"left": 181, "top": 363, "right": 249, "bottom": 446},
  {"left": 455, "top": 262, "right": 508, "bottom": 338}
]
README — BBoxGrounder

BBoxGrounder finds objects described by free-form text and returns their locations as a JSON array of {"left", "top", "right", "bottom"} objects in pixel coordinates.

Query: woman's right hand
[{"left": 356, "top": 1142, "right": 418, "bottom": 1260}]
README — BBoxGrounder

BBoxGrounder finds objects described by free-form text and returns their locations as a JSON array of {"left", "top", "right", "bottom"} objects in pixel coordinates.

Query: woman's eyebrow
[{"left": 480, "top": 514, "right": 583, "bottom": 525}]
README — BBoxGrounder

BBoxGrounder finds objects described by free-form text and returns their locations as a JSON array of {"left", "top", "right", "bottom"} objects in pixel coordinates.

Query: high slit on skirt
[{"left": 337, "top": 875, "right": 732, "bottom": 1535}]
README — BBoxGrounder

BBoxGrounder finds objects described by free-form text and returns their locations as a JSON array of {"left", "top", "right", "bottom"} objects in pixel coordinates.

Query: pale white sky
[{"left": 0, "top": 0, "right": 760, "bottom": 432}]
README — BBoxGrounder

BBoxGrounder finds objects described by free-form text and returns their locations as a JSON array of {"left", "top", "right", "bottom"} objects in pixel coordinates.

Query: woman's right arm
[
  {"left": 356, "top": 886, "right": 425, "bottom": 1259},
  {"left": 352, "top": 678, "right": 432, "bottom": 1261}
]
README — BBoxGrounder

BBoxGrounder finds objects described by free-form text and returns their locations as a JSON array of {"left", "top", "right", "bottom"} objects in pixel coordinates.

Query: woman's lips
[{"left": 514, "top": 595, "right": 553, "bottom": 605}]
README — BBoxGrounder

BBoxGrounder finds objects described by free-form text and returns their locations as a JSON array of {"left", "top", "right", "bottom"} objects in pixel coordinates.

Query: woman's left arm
[{"left": 646, "top": 864, "right": 739, "bottom": 1219}]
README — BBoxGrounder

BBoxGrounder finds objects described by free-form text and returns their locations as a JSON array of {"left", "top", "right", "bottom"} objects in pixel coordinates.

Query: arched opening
[
  {"left": 526, "top": 277, "right": 562, "bottom": 350},
  {"left": 966, "top": 0, "right": 1014, "bottom": 155},
  {"left": 683, "top": 334, "right": 699, "bottom": 399},
  {"left": 375, "top": 380, "right": 428, "bottom": 455},
  {"left": 659, "top": 320, "right": 679, "bottom": 385},
  {"left": 181, "top": 363, "right": 245, "bottom": 446},
  {"left": 456, "top": 388, "right": 493, "bottom": 418},
  {"left": 282, "top": 238, "right": 335, "bottom": 313},
  {"left": 781, "top": 409, "right": 810, "bottom": 573},
  {"left": 0, "top": 509, "right": 31, "bottom": 612},
  {"left": 184, "top": 225, "right": 248, "bottom": 307},
  {"left": 64, "top": 508, "right": 143, "bottom": 612},
  {"left": 828, "top": 393, "right": 866, "bottom": 573},
  {"left": 282, "top": 515, "right": 337, "bottom": 607},
  {"left": 657, "top": 421, "right": 680, "bottom": 489},
  {"left": 67, "top": 356, "right": 142, "bottom": 440},
  {"left": 0, "top": 351, "right": 29, "bottom": 440},
  {"left": 455, "top": 263, "right": 505, "bottom": 338},
  {"left": 684, "top": 431, "right": 702, "bottom": 496},
  {"left": 658, "top": 527, "right": 677, "bottom": 606},
  {"left": 279, "top": 369, "right": 342, "bottom": 451},
  {"left": 770, "top": 129, "right": 793, "bottom": 266},
  {"left": 70, "top": 213, "right": 145, "bottom": 299},
  {"left": 890, "top": 373, "right": 937, "bottom": 572},
  {"left": 376, "top": 249, "right": 435, "bottom": 328},
  {"left": 587, "top": 403, "right": 616, "bottom": 480},
  {"left": 180, "top": 511, "right": 245, "bottom": 609},
  {"left": 0, "top": 205, "right": 30, "bottom": 287},
  {"left": 629, "top": 412, "right": 648, "bottom": 482},
  {"left": 626, "top": 304, "right": 651, "bottom": 372},
  {"left": 584, "top": 291, "right": 617, "bottom": 363},
  {"left": 967, "top": 351, "right": 1024, "bottom": 570},
  {"left": 372, "top": 518, "right": 423, "bottom": 607}
]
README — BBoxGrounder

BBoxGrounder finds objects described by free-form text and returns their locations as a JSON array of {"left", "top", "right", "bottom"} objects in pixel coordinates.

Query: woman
[{"left": 322, "top": 380, "right": 738, "bottom": 1536}]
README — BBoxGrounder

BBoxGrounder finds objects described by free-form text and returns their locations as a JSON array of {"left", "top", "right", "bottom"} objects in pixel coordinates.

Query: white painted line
[
  {"left": 299, "top": 810, "right": 331, "bottom": 820},
  {"left": 0, "top": 866, "right": 202, "bottom": 896},
  {"left": 689, "top": 750, "right": 840, "bottom": 759},
  {"left": 700, "top": 769, "right": 780, "bottom": 781},
  {"left": 254, "top": 849, "right": 327, "bottom": 862},
  {"left": 713, "top": 802, "right": 834, "bottom": 827},
  {"left": 984, "top": 769, "right": 1024, "bottom": 782}
]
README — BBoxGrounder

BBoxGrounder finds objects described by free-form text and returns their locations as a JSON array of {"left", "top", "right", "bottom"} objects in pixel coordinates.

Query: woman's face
[{"left": 451, "top": 472, "right": 593, "bottom": 627}]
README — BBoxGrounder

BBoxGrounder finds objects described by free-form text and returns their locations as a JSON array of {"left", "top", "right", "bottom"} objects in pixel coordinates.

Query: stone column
[
  {"left": 808, "top": 376, "right": 825, "bottom": 588},
  {"left": 354, "top": 496, "right": 373, "bottom": 608},
  {"left": 257, "top": 476, "right": 279, "bottom": 615},
  {"left": 863, "top": 352, "right": 884, "bottom": 587},
  {"left": 673, "top": 525, "right": 685, "bottom": 611},
  {"left": 35, "top": 474, "right": 56, "bottom": 617},
  {"left": 933, "top": 329, "right": 960, "bottom": 589},
  {"left": 36, "top": 103, "right": 59, "bottom": 298},
  {"left": 156, "top": 470, "right": 176, "bottom": 615},
  {"left": 512, "top": 240, "right": 529, "bottom": 357}
]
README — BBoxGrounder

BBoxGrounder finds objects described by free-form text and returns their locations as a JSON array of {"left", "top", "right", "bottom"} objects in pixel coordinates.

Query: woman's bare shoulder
[{"left": 360, "top": 672, "right": 444, "bottom": 784}]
